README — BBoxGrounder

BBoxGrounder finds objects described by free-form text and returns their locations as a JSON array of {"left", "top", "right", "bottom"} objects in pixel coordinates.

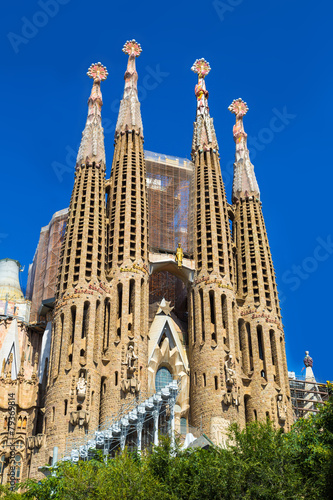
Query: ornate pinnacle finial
[
  {"left": 122, "top": 39, "right": 142, "bottom": 57},
  {"left": 191, "top": 58, "right": 217, "bottom": 152},
  {"left": 87, "top": 62, "right": 108, "bottom": 83},
  {"left": 115, "top": 39, "right": 143, "bottom": 137},
  {"left": 228, "top": 98, "right": 248, "bottom": 117},
  {"left": 229, "top": 98, "right": 260, "bottom": 201},
  {"left": 76, "top": 62, "right": 107, "bottom": 166},
  {"left": 191, "top": 58, "right": 211, "bottom": 78}
]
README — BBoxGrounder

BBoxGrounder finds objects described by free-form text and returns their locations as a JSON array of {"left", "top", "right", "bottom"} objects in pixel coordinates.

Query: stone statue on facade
[
  {"left": 277, "top": 394, "right": 287, "bottom": 422},
  {"left": 77, "top": 375, "right": 87, "bottom": 398},
  {"left": 121, "top": 342, "right": 140, "bottom": 394},
  {"left": 225, "top": 354, "right": 236, "bottom": 387},
  {"left": 123, "top": 343, "right": 138, "bottom": 373}
]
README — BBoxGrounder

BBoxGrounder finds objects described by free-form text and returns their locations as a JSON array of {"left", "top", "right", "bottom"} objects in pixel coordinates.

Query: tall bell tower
[
  {"left": 189, "top": 59, "right": 242, "bottom": 441},
  {"left": 39, "top": 62, "right": 109, "bottom": 463},
  {"left": 101, "top": 40, "right": 149, "bottom": 424},
  {"left": 229, "top": 98, "right": 292, "bottom": 428}
]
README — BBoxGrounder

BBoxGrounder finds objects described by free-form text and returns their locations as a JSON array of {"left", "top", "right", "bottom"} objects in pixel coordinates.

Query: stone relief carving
[
  {"left": 69, "top": 410, "right": 90, "bottom": 427},
  {"left": 77, "top": 375, "right": 87, "bottom": 399},
  {"left": 121, "top": 342, "right": 140, "bottom": 394},
  {"left": 222, "top": 354, "right": 240, "bottom": 406},
  {"left": 277, "top": 394, "right": 287, "bottom": 422}
]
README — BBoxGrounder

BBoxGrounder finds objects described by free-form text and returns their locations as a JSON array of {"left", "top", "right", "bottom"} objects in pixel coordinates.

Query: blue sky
[{"left": 1, "top": 0, "right": 332, "bottom": 382}]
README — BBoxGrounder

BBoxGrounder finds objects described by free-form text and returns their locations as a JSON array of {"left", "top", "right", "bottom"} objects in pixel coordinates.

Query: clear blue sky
[{"left": 1, "top": 0, "right": 332, "bottom": 382}]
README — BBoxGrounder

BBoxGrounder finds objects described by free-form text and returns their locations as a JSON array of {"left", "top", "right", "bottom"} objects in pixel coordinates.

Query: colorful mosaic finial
[
  {"left": 228, "top": 98, "right": 248, "bottom": 117},
  {"left": 87, "top": 62, "right": 108, "bottom": 82},
  {"left": 229, "top": 98, "right": 260, "bottom": 201},
  {"left": 122, "top": 39, "right": 142, "bottom": 57},
  {"left": 191, "top": 58, "right": 211, "bottom": 78}
]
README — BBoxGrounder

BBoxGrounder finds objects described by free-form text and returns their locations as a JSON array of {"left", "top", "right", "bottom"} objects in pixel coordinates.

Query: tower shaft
[
  {"left": 229, "top": 98, "right": 292, "bottom": 428},
  {"left": 101, "top": 41, "right": 149, "bottom": 423}
]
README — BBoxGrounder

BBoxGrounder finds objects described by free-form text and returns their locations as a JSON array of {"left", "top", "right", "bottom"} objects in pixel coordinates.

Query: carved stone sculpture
[
  {"left": 225, "top": 354, "right": 236, "bottom": 387},
  {"left": 277, "top": 394, "right": 287, "bottom": 422},
  {"left": 77, "top": 376, "right": 87, "bottom": 399}
]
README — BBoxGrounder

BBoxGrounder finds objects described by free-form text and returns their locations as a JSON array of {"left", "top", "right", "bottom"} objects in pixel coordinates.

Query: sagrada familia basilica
[{"left": 0, "top": 40, "right": 298, "bottom": 484}]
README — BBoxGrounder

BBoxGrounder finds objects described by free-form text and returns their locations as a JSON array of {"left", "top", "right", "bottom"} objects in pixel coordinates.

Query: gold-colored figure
[{"left": 175, "top": 243, "right": 184, "bottom": 268}]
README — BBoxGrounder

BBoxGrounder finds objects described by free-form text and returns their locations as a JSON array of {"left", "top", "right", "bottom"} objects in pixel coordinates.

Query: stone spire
[
  {"left": 76, "top": 62, "right": 108, "bottom": 165},
  {"left": 191, "top": 58, "right": 218, "bottom": 153},
  {"left": 115, "top": 40, "right": 143, "bottom": 137},
  {"left": 229, "top": 98, "right": 260, "bottom": 202}
]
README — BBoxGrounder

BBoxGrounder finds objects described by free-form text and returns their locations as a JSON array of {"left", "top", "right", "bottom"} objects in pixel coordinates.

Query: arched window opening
[
  {"left": 214, "top": 376, "right": 218, "bottom": 390},
  {"left": 129, "top": 279, "right": 135, "bottom": 315},
  {"left": 180, "top": 418, "right": 187, "bottom": 434},
  {"left": 64, "top": 400, "right": 68, "bottom": 416},
  {"left": 115, "top": 371, "right": 118, "bottom": 386},
  {"left": 155, "top": 367, "right": 172, "bottom": 392},
  {"left": 70, "top": 306, "right": 76, "bottom": 344},
  {"left": 209, "top": 290, "right": 216, "bottom": 342},
  {"left": 199, "top": 289, "right": 205, "bottom": 342},
  {"left": 103, "top": 299, "right": 111, "bottom": 350},
  {"left": 81, "top": 302, "right": 90, "bottom": 339},
  {"left": 17, "top": 417, "right": 22, "bottom": 430},
  {"left": 22, "top": 417, "right": 27, "bottom": 430},
  {"left": 257, "top": 325, "right": 264, "bottom": 361},
  {"left": 117, "top": 283, "right": 123, "bottom": 320},
  {"left": 203, "top": 373, "right": 206, "bottom": 387},
  {"left": 192, "top": 291, "right": 196, "bottom": 343},
  {"left": 52, "top": 407, "right": 55, "bottom": 422},
  {"left": 15, "top": 455, "right": 22, "bottom": 481},
  {"left": 246, "top": 323, "right": 253, "bottom": 370}
]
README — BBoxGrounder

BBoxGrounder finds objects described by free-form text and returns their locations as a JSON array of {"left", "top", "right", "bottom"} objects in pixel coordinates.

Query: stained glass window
[{"left": 155, "top": 367, "right": 172, "bottom": 392}]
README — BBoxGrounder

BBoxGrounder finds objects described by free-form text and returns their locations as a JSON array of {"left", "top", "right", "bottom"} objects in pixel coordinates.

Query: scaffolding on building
[
  {"left": 63, "top": 380, "right": 179, "bottom": 463},
  {"left": 289, "top": 375, "right": 329, "bottom": 420},
  {"left": 145, "top": 151, "right": 194, "bottom": 256},
  {"left": 28, "top": 209, "right": 68, "bottom": 323}
]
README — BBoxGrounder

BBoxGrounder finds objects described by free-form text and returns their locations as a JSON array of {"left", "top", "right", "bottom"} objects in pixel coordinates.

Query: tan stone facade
[{"left": 0, "top": 49, "right": 293, "bottom": 483}]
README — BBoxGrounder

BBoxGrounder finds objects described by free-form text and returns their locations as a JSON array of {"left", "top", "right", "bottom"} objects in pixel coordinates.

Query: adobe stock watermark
[
  {"left": 0, "top": 233, "right": 8, "bottom": 244},
  {"left": 221, "top": 106, "right": 296, "bottom": 189},
  {"left": 52, "top": 64, "right": 170, "bottom": 183},
  {"left": 7, "top": 0, "right": 71, "bottom": 54},
  {"left": 279, "top": 235, "right": 333, "bottom": 304},
  {"left": 213, "top": 0, "right": 243, "bottom": 22}
]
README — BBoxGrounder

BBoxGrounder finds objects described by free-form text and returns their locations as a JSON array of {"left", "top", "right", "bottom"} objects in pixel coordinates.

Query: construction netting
[
  {"left": 145, "top": 151, "right": 194, "bottom": 256},
  {"left": 29, "top": 209, "right": 67, "bottom": 322}
]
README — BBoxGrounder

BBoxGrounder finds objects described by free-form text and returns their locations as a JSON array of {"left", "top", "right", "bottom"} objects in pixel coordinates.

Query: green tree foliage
[{"left": 3, "top": 386, "right": 332, "bottom": 500}]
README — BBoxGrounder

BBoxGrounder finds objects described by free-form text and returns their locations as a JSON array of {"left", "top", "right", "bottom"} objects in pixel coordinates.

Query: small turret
[{"left": 0, "top": 259, "right": 24, "bottom": 301}]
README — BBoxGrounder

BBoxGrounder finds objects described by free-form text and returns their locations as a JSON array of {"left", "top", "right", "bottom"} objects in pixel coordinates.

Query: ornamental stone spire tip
[
  {"left": 191, "top": 58, "right": 218, "bottom": 153},
  {"left": 115, "top": 40, "right": 143, "bottom": 137},
  {"left": 229, "top": 98, "right": 260, "bottom": 202},
  {"left": 76, "top": 62, "right": 107, "bottom": 166}
]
